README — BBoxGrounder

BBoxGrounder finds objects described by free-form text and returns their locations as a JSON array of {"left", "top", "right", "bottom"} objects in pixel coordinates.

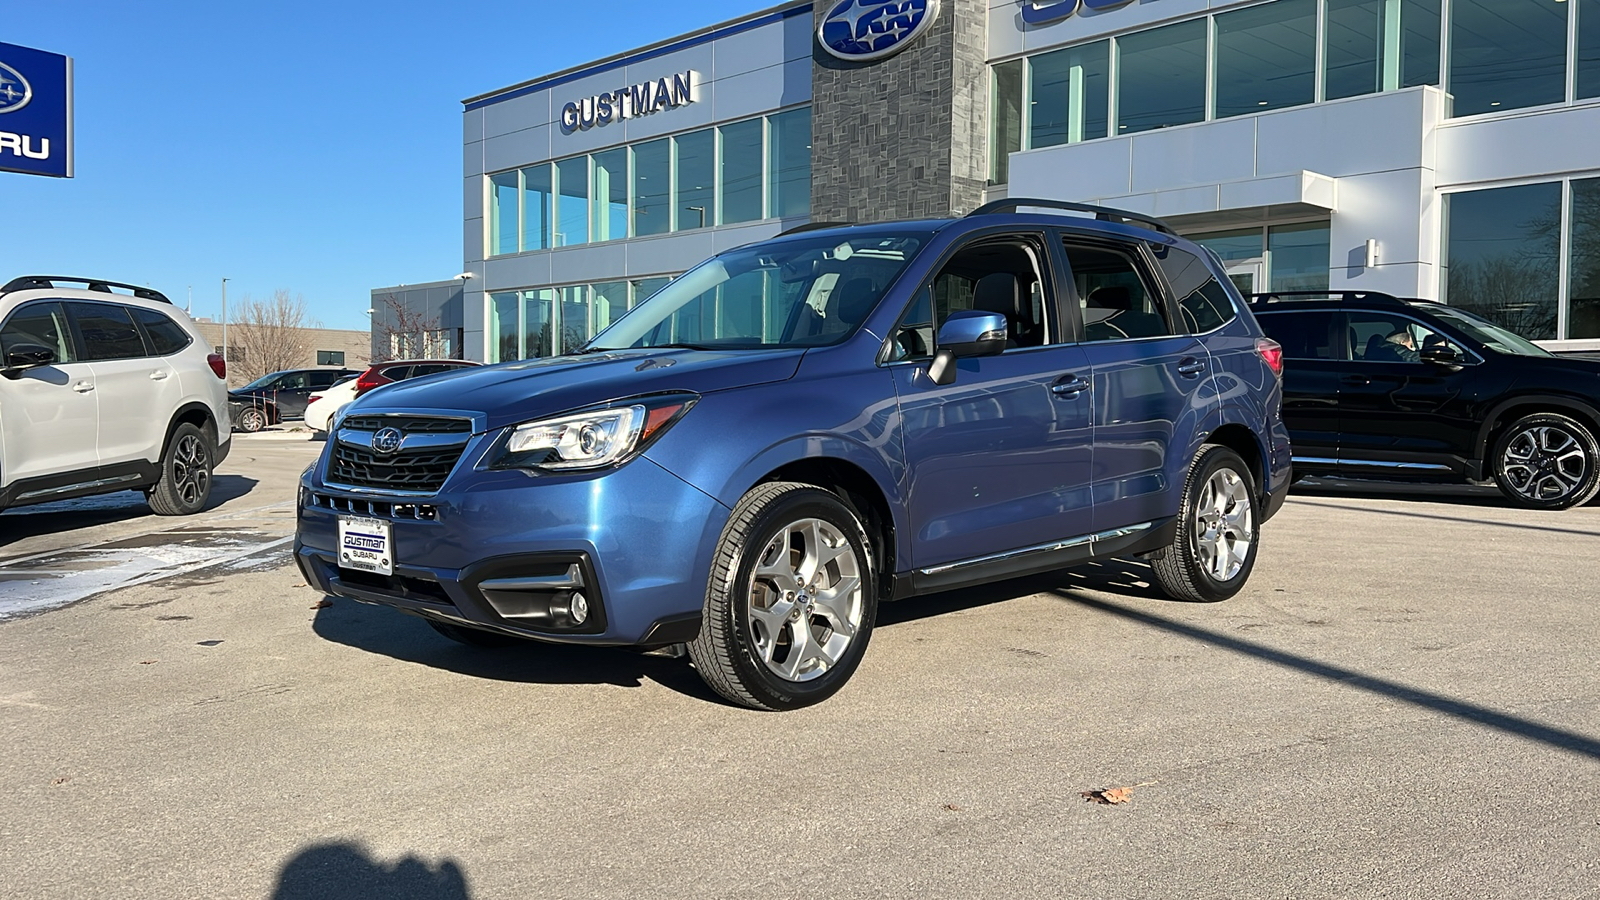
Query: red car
[{"left": 353, "top": 359, "right": 480, "bottom": 397}]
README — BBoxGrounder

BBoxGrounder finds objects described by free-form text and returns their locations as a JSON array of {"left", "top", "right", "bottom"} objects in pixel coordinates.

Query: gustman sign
[
  {"left": 0, "top": 41, "right": 72, "bottom": 178},
  {"left": 817, "top": 0, "right": 940, "bottom": 63},
  {"left": 560, "top": 71, "right": 698, "bottom": 133},
  {"left": 1020, "top": 0, "right": 1140, "bottom": 27}
]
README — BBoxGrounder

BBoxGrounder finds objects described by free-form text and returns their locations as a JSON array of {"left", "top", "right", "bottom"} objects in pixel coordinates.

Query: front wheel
[
  {"left": 1492, "top": 413, "right": 1600, "bottom": 511},
  {"left": 237, "top": 407, "right": 267, "bottom": 433},
  {"left": 147, "top": 423, "right": 215, "bottom": 516},
  {"left": 688, "top": 481, "right": 878, "bottom": 711},
  {"left": 1148, "top": 445, "right": 1259, "bottom": 603}
]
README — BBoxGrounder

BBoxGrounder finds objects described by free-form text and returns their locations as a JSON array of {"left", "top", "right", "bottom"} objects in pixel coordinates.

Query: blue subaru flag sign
[{"left": 0, "top": 41, "right": 73, "bottom": 178}]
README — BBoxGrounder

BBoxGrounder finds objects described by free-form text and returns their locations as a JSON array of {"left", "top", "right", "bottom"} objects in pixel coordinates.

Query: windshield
[
  {"left": 585, "top": 232, "right": 931, "bottom": 351},
  {"left": 1419, "top": 304, "right": 1552, "bottom": 357},
  {"left": 236, "top": 372, "right": 281, "bottom": 391}
]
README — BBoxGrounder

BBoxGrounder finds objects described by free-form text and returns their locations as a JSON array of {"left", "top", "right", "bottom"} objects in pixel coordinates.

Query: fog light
[{"left": 570, "top": 592, "right": 589, "bottom": 625}]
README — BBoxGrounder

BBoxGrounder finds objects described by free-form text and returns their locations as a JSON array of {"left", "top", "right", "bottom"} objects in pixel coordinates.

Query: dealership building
[{"left": 421, "top": 0, "right": 1600, "bottom": 361}]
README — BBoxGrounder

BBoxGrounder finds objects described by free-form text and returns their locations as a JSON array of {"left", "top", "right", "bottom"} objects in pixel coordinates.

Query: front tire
[
  {"left": 147, "top": 423, "right": 215, "bottom": 516},
  {"left": 1148, "top": 445, "right": 1259, "bottom": 603},
  {"left": 688, "top": 482, "right": 878, "bottom": 711},
  {"left": 1492, "top": 413, "right": 1600, "bottom": 511},
  {"left": 237, "top": 407, "right": 267, "bottom": 433}
]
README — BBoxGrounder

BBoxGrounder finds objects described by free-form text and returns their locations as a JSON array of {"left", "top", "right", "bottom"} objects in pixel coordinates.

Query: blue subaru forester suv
[{"left": 296, "top": 200, "right": 1292, "bottom": 710}]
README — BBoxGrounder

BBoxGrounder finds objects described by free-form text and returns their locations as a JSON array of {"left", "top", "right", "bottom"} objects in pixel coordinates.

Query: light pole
[{"left": 221, "top": 278, "right": 229, "bottom": 364}]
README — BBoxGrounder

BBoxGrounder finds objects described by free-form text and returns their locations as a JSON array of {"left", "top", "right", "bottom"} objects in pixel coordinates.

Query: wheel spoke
[
  {"left": 744, "top": 514, "right": 863, "bottom": 684},
  {"left": 811, "top": 574, "right": 860, "bottom": 638}
]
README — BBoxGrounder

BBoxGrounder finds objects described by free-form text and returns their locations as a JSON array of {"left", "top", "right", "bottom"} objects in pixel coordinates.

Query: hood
[{"left": 341, "top": 347, "right": 806, "bottom": 432}]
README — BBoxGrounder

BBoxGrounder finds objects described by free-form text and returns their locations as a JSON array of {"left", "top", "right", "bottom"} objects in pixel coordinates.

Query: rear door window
[
  {"left": 1059, "top": 242, "right": 1172, "bottom": 342},
  {"left": 67, "top": 302, "right": 148, "bottom": 360},
  {"left": 131, "top": 307, "right": 192, "bottom": 356},
  {"left": 1256, "top": 311, "right": 1339, "bottom": 360}
]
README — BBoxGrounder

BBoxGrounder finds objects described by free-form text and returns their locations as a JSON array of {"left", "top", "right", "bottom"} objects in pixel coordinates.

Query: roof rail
[
  {"left": 1, "top": 276, "right": 173, "bottom": 305},
  {"left": 1249, "top": 290, "right": 1408, "bottom": 308},
  {"left": 966, "top": 198, "right": 1179, "bottom": 237},
  {"left": 777, "top": 221, "right": 855, "bottom": 237}
]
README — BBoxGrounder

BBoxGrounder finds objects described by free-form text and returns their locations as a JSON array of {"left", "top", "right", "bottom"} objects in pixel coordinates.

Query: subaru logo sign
[
  {"left": 371, "top": 427, "right": 404, "bottom": 455},
  {"left": 1020, "top": 0, "right": 1140, "bottom": 28},
  {"left": 817, "top": 0, "right": 941, "bottom": 63},
  {"left": 0, "top": 61, "right": 31, "bottom": 114}
]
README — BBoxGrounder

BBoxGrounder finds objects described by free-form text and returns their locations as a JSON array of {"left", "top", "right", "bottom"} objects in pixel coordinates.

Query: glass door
[{"left": 1226, "top": 259, "right": 1265, "bottom": 297}]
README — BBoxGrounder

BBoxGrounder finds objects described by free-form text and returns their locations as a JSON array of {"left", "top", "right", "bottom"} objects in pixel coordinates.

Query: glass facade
[
  {"left": 488, "top": 276, "right": 679, "bottom": 362},
  {"left": 1116, "top": 21, "right": 1207, "bottom": 135},
  {"left": 990, "top": 59, "right": 1024, "bottom": 182},
  {"left": 1571, "top": 178, "right": 1600, "bottom": 339},
  {"left": 1214, "top": 0, "right": 1316, "bottom": 119},
  {"left": 1028, "top": 41, "right": 1109, "bottom": 149},
  {"left": 487, "top": 107, "right": 811, "bottom": 256},
  {"left": 1448, "top": 0, "right": 1568, "bottom": 116},
  {"left": 1443, "top": 183, "right": 1562, "bottom": 340},
  {"left": 1191, "top": 223, "right": 1332, "bottom": 293}
]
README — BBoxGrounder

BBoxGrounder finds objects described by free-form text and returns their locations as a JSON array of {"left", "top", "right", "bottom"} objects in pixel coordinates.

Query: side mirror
[
  {"left": 3, "top": 343, "right": 56, "bottom": 375},
  {"left": 1419, "top": 345, "right": 1463, "bottom": 368},
  {"left": 927, "top": 310, "right": 1008, "bottom": 386}
]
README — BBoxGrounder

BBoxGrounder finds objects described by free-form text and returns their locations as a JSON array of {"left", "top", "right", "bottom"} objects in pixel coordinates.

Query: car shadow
[
  {"left": 310, "top": 599, "right": 724, "bottom": 703},
  {"left": 1288, "top": 476, "right": 1517, "bottom": 508},
  {"left": 0, "top": 474, "right": 259, "bottom": 548},
  {"left": 271, "top": 841, "right": 472, "bottom": 900}
]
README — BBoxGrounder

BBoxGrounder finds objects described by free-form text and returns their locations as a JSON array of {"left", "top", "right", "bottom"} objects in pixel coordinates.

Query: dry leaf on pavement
[{"left": 1081, "top": 787, "right": 1134, "bottom": 805}]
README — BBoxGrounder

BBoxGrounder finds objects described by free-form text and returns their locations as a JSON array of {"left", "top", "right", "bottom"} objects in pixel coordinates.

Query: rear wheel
[
  {"left": 147, "top": 423, "right": 215, "bottom": 516},
  {"left": 426, "top": 620, "right": 528, "bottom": 647},
  {"left": 1148, "top": 445, "right": 1258, "bottom": 603},
  {"left": 688, "top": 481, "right": 877, "bottom": 711},
  {"left": 1492, "top": 413, "right": 1600, "bottom": 510},
  {"left": 237, "top": 407, "right": 267, "bottom": 433}
]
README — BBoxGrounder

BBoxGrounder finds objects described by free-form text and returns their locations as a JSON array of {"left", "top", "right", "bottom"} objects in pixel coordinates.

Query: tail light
[
  {"left": 1255, "top": 338, "right": 1284, "bottom": 377},
  {"left": 207, "top": 353, "right": 226, "bottom": 379},
  {"left": 353, "top": 368, "right": 389, "bottom": 397},
  {"left": 307, "top": 393, "right": 324, "bottom": 403}
]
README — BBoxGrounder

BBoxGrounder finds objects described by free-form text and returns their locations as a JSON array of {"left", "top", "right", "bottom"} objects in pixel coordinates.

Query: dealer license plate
[{"left": 338, "top": 515, "right": 393, "bottom": 576}]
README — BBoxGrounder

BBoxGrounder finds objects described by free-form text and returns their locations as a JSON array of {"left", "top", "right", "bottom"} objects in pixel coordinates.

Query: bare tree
[
  {"left": 373, "top": 292, "right": 454, "bottom": 361},
  {"left": 230, "top": 290, "right": 319, "bottom": 383}
]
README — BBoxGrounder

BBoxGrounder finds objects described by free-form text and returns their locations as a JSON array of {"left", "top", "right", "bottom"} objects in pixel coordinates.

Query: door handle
[
  {"left": 1176, "top": 357, "right": 1208, "bottom": 377},
  {"left": 1050, "top": 375, "right": 1089, "bottom": 397},
  {"left": 73, "top": 380, "right": 95, "bottom": 393},
  {"left": 149, "top": 370, "right": 169, "bottom": 380},
  {"left": 1341, "top": 374, "right": 1371, "bottom": 386}
]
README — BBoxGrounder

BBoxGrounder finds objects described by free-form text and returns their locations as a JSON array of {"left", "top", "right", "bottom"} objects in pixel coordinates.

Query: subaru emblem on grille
[{"left": 371, "top": 426, "right": 405, "bottom": 455}]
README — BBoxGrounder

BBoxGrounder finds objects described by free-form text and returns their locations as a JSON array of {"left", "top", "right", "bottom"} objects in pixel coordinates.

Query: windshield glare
[
  {"left": 237, "top": 372, "right": 279, "bottom": 390},
  {"left": 1421, "top": 305, "right": 1552, "bottom": 357},
  {"left": 586, "top": 232, "right": 930, "bottom": 351}
]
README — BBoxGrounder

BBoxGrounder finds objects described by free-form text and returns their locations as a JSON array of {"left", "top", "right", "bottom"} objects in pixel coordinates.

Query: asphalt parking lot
[{"left": 1, "top": 438, "right": 1596, "bottom": 899}]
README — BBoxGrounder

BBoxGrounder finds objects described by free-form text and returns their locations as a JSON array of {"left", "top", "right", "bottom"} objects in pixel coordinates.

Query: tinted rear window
[
  {"left": 131, "top": 307, "right": 192, "bottom": 356},
  {"left": 68, "top": 302, "right": 147, "bottom": 361},
  {"left": 1257, "top": 311, "right": 1338, "bottom": 360}
]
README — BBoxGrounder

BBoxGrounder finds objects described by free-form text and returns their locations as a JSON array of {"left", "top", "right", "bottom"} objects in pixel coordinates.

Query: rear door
[
  {"left": 66, "top": 301, "right": 174, "bottom": 466},
  {"left": 1252, "top": 309, "right": 1342, "bottom": 466},
  {"left": 1057, "top": 235, "right": 1212, "bottom": 533},
  {"left": 0, "top": 300, "right": 99, "bottom": 482}
]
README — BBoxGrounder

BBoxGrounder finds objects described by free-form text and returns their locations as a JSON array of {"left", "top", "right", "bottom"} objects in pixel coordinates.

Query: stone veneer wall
[{"left": 809, "top": 0, "right": 989, "bottom": 222}]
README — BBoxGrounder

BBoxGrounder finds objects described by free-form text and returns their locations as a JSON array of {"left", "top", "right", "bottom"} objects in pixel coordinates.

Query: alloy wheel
[
  {"left": 1500, "top": 424, "right": 1590, "bottom": 503},
  {"left": 172, "top": 434, "right": 211, "bottom": 507},
  {"left": 744, "top": 517, "right": 864, "bottom": 683},
  {"left": 1194, "top": 467, "right": 1253, "bottom": 582}
]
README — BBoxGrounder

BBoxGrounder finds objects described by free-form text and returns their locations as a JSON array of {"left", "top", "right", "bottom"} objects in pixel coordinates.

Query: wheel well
[
  {"left": 1483, "top": 402, "right": 1600, "bottom": 461},
  {"left": 762, "top": 458, "right": 896, "bottom": 600},
  {"left": 1206, "top": 424, "right": 1264, "bottom": 491},
  {"left": 163, "top": 404, "right": 217, "bottom": 458}
]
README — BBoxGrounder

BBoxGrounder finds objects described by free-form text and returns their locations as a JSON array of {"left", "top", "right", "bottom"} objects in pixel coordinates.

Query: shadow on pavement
[
  {"left": 0, "top": 475, "right": 260, "bottom": 548},
  {"left": 878, "top": 557, "right": 1172, "bottom": 629},
  {"left": 1289, "top": 477, "right": 1514, "bottom": 508},
  {"left": 272, "top": 841, "right": 471, "bottom": 900},
  {"left": 311, "top": 599, "right": 722, "bottom": 703}
]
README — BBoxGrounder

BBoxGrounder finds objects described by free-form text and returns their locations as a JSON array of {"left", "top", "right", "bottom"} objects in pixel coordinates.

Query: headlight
[{"left": 489, "top": 394, "right": 696, "bottom": 472}]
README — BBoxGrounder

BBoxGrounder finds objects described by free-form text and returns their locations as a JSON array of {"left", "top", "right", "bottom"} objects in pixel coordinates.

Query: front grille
[
  {"left": 309, "top": 492, "right": 439, "bottom": 521},
  {"left": 342, "top": 415, "right": 471, "bottom": 434},
  {"left": 330, "top": 444, "right": 462, "bottom": 493}
]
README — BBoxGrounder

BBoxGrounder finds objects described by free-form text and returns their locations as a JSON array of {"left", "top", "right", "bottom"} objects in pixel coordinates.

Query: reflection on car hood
[{"left": 340, "top": 348, "right": 807, "bottom": 432}]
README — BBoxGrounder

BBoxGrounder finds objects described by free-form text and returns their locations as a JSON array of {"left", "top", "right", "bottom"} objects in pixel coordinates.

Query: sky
[{"left": 1, "top": 0, "right": 765, "bottom": 331}]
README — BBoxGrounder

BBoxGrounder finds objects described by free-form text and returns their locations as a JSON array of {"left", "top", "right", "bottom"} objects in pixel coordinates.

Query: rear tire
[
  {"left": 1491, "top": 413, "right": 1600, "bottom": 511},
  {"left": 688, "top": 481, "right": 877, "bottom": 711},
  {"left": 146, "top": 423, "right": 215, "bottom": 516},
  {"left": 238, "top": 407, "right": 267, "bottom": 433},
  {"left": 426, "top": 620, "right": 527, "bottom": 647},
  {"left": 1148, "top": 445, "right": 1259, "bottom": 603}
]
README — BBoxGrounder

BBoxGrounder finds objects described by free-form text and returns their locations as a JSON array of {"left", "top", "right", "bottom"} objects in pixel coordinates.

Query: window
[
  {"left": 309, "top": 370, "right": 344, "bottom": 388},
  {"left": 1323, "top": 0, "right": 1442, "bottom": 101},
  {"left": 990, "top": 59, "right": 1023, "bottom": 183},
  {"left": 675, "top": 129, "right": 715, "bottom": 231},
  {"left": 555, "top": 157, "right": 589, "bottom": 247},
  {"left": 768, "top": 107, "right": 811, "bottom": 218},
  {"left": 1029, "top": 42, "right": 1110, "bottom": 149},
  {"left": 1158, "top": 247, "right": 1239, "bottom": 333},
  {"left": 522, "top": 164, "right": 553, "bottom": 251},
  {"left": 1448, "top": 0, "right": 1568, "bottom": 116},
  {"left": 591, "top": 148, "right": 629, "bottom": 241},
  {"left": 1257, "top": 311, "right": 1338, "bottom": 360},
  {"left": 276, "top": 372, "right": 311, "bottom": 390},
  {"left": 1063, "top": 243, "right": 1171, "bottom": 341},
  {"left": 720, "top": 119, "right": 764, "bottom": 225},
  {"left": 1443, "top": 183, "right": 1561, "bottom": 340},
  {"left": 490, "top": 292, "right": 519, "bottom": 363},
  {"left": 592, "top": 281, "right": 630, "bottom": 334},
  {"left": 1214, "top": 0, "right": 1316, "bottom": 119},
  {"left": 1268, "top": 223, "right": 1331, "bottom": 291},
  {"left": 1347, "top": 312, "right": 1452, "bottom": 362},
  {"left": 631, "top": 277, "right": 672, "bottom": 305},
  {"left": 67, "top": 303, "right": 146, "bottom": 360},
  {"left": 1400, "top": 0, "right": 1443, "bottom": 88},
  {"left": 490, "top": 171, "right": 519, "bottom": 257},
  {"left": 316, "top": 350, "right": 345, "bottom": 366},
  {"left": 558, "top": 284, "right": 590, "bottom": 353},
  {"left": 1117, "top": 20, "right": 1207, "bottom": 135},
  {"left": 895, "top": 236, "right": 1052, "bottom": 359},
  {"left": 1583, "top": 0, "right": 1600, "bottom": 100},
  {"left": 1, "top": 301, "right": 75, "bottom": 363},
  {"left": 1570, "top": 178, "right": 1600, "bottom": 338},
  {"left": 524, "top": 289, "right": 555, "bottom": 358},
  {"left": 132, "top": 308, "right": 192, "bottom": 356},
  {"left": 633, "top": 139, "right": 671, "bottom": 236},
  {"left": 1192, "top": 229, "right": 1264, "bottom": 263}
]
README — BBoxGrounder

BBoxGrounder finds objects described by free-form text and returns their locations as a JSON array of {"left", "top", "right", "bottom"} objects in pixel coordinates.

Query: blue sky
[{"left": 2, "top": 0, "right": 765, "bottom": 330}]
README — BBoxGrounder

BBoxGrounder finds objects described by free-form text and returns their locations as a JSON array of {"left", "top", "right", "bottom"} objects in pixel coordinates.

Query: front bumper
[{"left": 296, "top": 453, "right": 729, "bottom": 646}]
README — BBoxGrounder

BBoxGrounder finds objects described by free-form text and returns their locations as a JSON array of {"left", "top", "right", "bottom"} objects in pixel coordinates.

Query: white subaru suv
[{"left": 0, "top": 276, "right": 232, "bottom": 515}]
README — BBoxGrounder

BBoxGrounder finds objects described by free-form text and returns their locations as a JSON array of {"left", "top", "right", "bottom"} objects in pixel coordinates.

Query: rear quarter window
[
  {"left": 1157, "top": 246, "right": 1238, "bottom": 333},
  {"left": 131, "top": 307, "right": 193, "bottom": 356}
]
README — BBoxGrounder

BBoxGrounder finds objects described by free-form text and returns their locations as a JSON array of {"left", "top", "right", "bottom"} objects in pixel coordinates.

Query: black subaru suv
[{"left": 1250, "top": 291, "right": 1600, "bottom": 510}]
